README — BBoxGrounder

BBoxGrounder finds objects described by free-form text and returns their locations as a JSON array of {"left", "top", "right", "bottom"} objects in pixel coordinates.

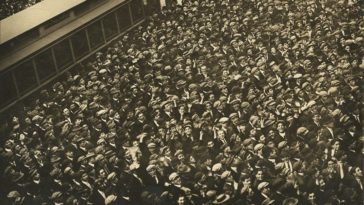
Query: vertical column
[
  {"left": 128, "top": 2, "right": 134, "bottom": 25},
  {"left": 141, "top": 0, "right": 146, "bottom": 18},
  {"left": 51, "top": 48, "right": 59, "bottom": 74},
  {"left": 101, "top": 18, "right": 107, "bottom": 43},
  {"left": 85, "top": 28, "right": 92, "bottom": 53},
  {"left": 114, "top": 10, "right": 121, "bottom": 34},
  {"left": 31, "top": 59, "right": 41, "bottom": 86},
  {"left": 11, "top": 71, "right": 20, "bottom": 98},
  {"left": 68, "top": 38, "right": 76, "bottom": 62}
]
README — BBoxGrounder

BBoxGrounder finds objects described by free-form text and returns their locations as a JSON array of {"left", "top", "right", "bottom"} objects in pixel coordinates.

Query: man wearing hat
[
  {"left": 144, "top": 164, "right": 165, "bottom": 187},
  {"left": 130, "top": 111, "right": 149, "bottom": 138},
  {"left": 160, "top": 100, "right": 177, "bottom": 121},
  {"left": 305, "top": 113, "right": 323, "bottom": 134},
  {"left": 1, "top": 0, "right": 364, "bottom": 204},
  {"left": 20, "top": 170, "right": 48, "bottom": 203},
  {"left": 179, "top": 123, "right": 199, "bottom": 154},
  {"left": 213, "top": 127, "right": 231, "bottom": 148},
  {"left": 164, "top": 172, "right": 187, "bottom": 203},
  {"left": 175, "top": 104, "right": 189, "bottom": 122},
  {"left": 229, "top": 113, "right": 242, "bottom": 135},
  {"left": 7, "top": 190, "right": 34, "bottom": 205},
  {"left": 275, "top": 121, "right": 294, "bottom": 145},
  {"left": 254, "top": 181, "right": 275, "bottom": 205},
  {"left": 295, "top": 126, "right": 311, "bottom": 143},
  {"left": 219, "top": 116, "right": 236, "bottom": 139},
  {"left": 142, "top": 141, "right": 159, "bottom": 164}
]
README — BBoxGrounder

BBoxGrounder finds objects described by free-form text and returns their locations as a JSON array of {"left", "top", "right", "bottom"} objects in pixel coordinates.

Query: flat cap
[
  {"left": 168, "top": 172, "right": 179, "bottom": 181},
  {"left": 146, "top": 164, "right": 156, "bottom": 172},
  {"left": 147, "top": 143, "right": 156, "bottom": 149},
  {"left": 254, "top": 143, "right": 264, "bottom": 151},
  {"left": 7, "top": 191, "right": 20, "bottom": 198},
  {"left": 219, "top": 117, "right": 229, "bottom": 123},
  {"left": 257, "top": 181, "right": 269, "bottom": 191},
  {"left": 297, "top": 127, "right": 308, "bottom": 135},
  {"left": 212, "top": 163, "right": 223, "bottom": 172}
]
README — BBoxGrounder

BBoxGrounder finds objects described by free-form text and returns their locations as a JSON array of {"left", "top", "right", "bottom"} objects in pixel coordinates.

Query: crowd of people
[
  {"left": 1, "top": 0, "right": 364, "bottom": 204},
  {"left": 0, "top": 0, "right": 43, "bottom": 20}
]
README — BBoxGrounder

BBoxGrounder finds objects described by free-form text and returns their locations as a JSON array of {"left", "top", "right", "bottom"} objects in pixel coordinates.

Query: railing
[
  {"left": 0, "top": 0, "right": 145, "bottom": 115},
  {"left": 0, "top": 0, "right": 113, "bottom": 61}
]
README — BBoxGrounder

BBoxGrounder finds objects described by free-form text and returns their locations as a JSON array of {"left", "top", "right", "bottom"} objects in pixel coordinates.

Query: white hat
[
  {"left": 212, "top": 163, "right": 223, "bottom": 172},
  {"left": 218, "top": 117, "right": 229, "bottom": 123},
  {"left": 96, "top": 109, "right": 108, "bottom": 116},
  {"left": 254, "top": 143, "right": 264, "bottom": 151},
  {"left": 169, "top": 172, "right": 179, "bottom": 181},
  {"left": 146, "top": 164, "right": 156, "bottom": 172},
  {"left": 297, "top": 127, "right": 308, "bottom": 135},
  {"left": 107, "top": 172, "right": 117, "bottom": 180},
  {"left": 213, "top": 194, "right": 231, "bottom": 204},
  {"left": 105, "top": 194, "right": 117, "bottom": 205},
  {"left": 221, "top": 171, "right": 231, "bottom": 179},
  {"left": 257, "top": 182, "right": 269, "bottom": 191},
  {"left": 99, "top": 69, "right": 108, "bottom": 74}
]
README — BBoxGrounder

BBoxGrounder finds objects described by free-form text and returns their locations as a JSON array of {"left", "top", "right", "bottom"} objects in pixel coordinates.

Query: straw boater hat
[{"left": 213, "top": 194, "right": 231, "bottom": 204}]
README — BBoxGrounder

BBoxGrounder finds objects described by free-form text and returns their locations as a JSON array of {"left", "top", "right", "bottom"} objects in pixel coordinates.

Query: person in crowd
[{"left": 0, "top": 0, "right": 364, "bottom": 204}]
